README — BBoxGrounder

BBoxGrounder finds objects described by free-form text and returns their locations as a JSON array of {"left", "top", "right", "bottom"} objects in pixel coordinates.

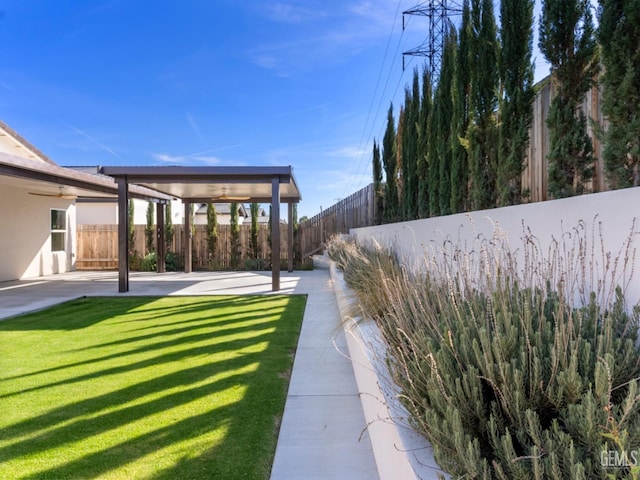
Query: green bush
[
  {"left": 130, "top": 252, "right": 142, "bottom": 271},
  {"left": 328, "top": 230, "right": 640, "bottom": 480},
  {"left": 244, "top": 258, "right": 266, "bottom": 271},
  {"left": 165, "top": 251, "right": 183, "bottom": 271},
  {"left": 141, "top": 252, "right": 157, "bottom": 271}
]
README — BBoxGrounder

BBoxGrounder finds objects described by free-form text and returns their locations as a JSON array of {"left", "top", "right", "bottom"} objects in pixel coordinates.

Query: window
[{"left": 51, "top": 209, "right": 66, "bottom": 252}]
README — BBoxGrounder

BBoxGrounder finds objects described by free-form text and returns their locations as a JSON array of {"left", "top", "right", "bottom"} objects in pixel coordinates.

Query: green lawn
[{"left": 0, "top": 295, "right": 306, "bottom": 480}]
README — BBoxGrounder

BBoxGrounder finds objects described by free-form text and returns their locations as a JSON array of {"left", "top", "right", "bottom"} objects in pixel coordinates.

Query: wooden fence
[
  {"left": 298, "top": 183, "right": 375, "bottom": 259},
  {"left": 76, "top": 223, "right": 292, "bottom": 270},
  {"left": 523, "top": 78, "right": 607, "bottom": 202}
]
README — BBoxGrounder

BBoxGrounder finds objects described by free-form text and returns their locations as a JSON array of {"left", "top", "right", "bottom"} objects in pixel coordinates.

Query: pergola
[{"left": 99, "top": 166, "right": 302, "bottom": 293}]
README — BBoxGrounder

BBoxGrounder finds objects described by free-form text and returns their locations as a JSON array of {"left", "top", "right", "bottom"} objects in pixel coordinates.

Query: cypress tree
[
  {"left": 292, "top": 203, "right": 300, "bottom": 267},
  {"left": 539, "top": 0, "right": 598, "bottom": 198},
  {"left": 145, "top": 201, "right": 155, "bottom": 253},
  {"left": 400, "top": 80, "right": 411, "bottom": 221},
  {"left": 450, "top": 0, "right": 471, "bottom": 214},
  {"left": 497, "top": 0, "right": 535, "bottom": 206},
  {"left": 598, "top": 0, "right": 640, "bottom": 188},
  {"left": 164, "top": 202, "right": 174, "bottom": 251},
  {"left": 372, "top": 139, "right": 385, "bottom": 224},
  {"left": 401, "top": 69, "right": 421, "bottom": 221},
  {"left": 128, "top": 199, "right": 135, "bottom": 256},
  {"left": 468, "top": 0, "right": 500, "bottom": 211},
  {"left": 250, "top": 203, "right": 259, "bottom": 259},
  {"left": 437, "top": 30, "right": 457, "bottom": 216},
  {"left": 427, "top": 86, "right": 441, "bottom": 217},
  {"left": 230, "top": 202, "right": 240, "bottom": 268},
  {"left": 382, "top": 104, "right": 399, "bottom": 223},
  {"left": 417, "top": 66, "right": 433, "bottom": 219},
  {"left": 206, "top": 203, "right": 218, "bottom": 265},
  {"left": 396, "top": 105, "right": 405, "bottom": 217}
]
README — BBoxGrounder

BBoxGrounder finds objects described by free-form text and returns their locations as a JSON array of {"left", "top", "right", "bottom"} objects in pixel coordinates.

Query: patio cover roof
[
  {"left": 99, "top": 165, "right": 301, "bottom": 203},
  {"left": 99, "top": 165, "right": 302, "bottom": 293}
]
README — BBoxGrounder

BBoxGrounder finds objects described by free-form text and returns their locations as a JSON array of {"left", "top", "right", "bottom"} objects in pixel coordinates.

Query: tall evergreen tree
[
  {"left": 539, "top": 0, "right": 598, "bottom": 198},
  {"left": 145, "top": 202, "right": 155, "bottom": 253},
  {"left": 128, "top": 199, "right": 135, "bottom": 256},
  {"left": 417, "top": 67, "right": 433, "bottom": 219},
  {"left": 164, "top": 202, "right": 174, "bottom": 251},
  {"left": 497, "top": 0, "right": 535, "bottom": 206},
  {"left": 468, "top": 0, "right": 500, "bottom": 210},
  {"left": 372, "top": 139, "right": 385, "bottom": 225},
  {"left": 437, "top": 29, "right": 457, "bottom": 216},
  {"left": 396, "top": 105, "right": 405, "bottom": 216},
  {"left": 401, "top": 69, "right": 421, "bottom": 221},
  {"left": 598, "top": 0, "right": 640, "bottom": 188},
  {"left": 382, "top": 104, "right": 399, "bottom": 223},
  {"left": 292, "top": 203, "right": 300, "bottom": 267},
  {"left": 230, "top": 202, "right": 240, "bottom": 268},
  {"left": 250, "top": 203, "right": 260, "bottom": 259},
  {"left": 450, "top": 0, "right": 471, "bottom": 214},
  {"left": 427, "top": 89, "right": 441, "bottom": 217},
  {"left": 206, "top": 203, "right": 218, "bottom": 264}
]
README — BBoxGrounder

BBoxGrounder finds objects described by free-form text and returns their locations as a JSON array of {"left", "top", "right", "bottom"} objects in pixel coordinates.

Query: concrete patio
[{"left": 0, "top": 268, "right": 378, "bottom": 479}]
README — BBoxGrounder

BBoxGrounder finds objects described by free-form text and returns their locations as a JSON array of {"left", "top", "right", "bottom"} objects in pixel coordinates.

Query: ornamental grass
[{"left": 328, "top": 220, "right": 640, "bottom": 479}]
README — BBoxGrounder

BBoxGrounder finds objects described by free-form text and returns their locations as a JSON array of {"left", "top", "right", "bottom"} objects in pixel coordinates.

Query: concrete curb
[{"left": 328, "top": 259, "right": 445, "bottom": 480}]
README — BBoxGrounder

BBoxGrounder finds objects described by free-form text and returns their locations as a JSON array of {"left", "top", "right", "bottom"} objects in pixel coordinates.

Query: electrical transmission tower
[{"left": 402, "top": 1, "right": 462, "bottom": 79}]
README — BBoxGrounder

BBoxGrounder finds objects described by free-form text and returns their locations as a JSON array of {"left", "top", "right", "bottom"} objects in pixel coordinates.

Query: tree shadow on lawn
[{"left": 0, "top": 295, "right": 307, "bottom": 480}]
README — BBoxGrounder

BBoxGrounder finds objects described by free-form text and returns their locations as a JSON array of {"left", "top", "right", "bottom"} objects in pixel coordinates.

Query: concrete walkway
[{"left": 0, "top": 268, "right": 378, "bottom": 479}]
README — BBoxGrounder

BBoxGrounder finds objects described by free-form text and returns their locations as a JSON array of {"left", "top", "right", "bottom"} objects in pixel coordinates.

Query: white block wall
[{"left": 352, "top": 187, "right": 640, "bottom": 308}]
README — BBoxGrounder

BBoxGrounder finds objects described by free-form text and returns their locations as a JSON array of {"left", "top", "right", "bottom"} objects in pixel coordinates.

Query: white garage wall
[{"left": 352, "top": 187, "right": 640, "bottom": 309}]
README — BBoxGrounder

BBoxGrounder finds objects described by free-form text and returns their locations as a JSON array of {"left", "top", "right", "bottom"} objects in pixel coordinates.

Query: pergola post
[
  {"left": 287, "top": 202, "right": 294, "bottom": 273},
  {"left": 117, "top": 178, "right": 129, "bottom": 292},
  {"left": 156, "top": 202, "right": 166, "bottom": 273},
  {"left": 271, "top": 177, "right": 280, "bottom": 291},
  {"left": 184, "top": 200, "right": 192, "bottom": 273}
]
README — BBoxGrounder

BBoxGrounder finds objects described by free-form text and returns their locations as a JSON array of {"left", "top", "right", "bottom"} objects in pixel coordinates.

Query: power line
[
  {"left": 341, "top": 0, "right": 405, "bottom": 199},
  {"left": 342, "top": 1, "right": 411, "bottom": 199}
]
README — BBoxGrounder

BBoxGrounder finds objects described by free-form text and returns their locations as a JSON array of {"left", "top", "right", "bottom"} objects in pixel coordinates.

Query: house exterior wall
[
  {"left": 0, "top": 183, "right": 76, "bottom": 282},
  {"left": 76, "top": 203, "right": 118, "bottom": 224},
  {"left": 77, "top": 199, "right": 183, "bottom": 225},
  {"left": 352, "top": 187, "right": 640, "bottom": 309}
]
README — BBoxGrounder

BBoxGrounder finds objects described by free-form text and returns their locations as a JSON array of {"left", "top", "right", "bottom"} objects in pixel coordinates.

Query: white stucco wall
[
  {"left": 0, "top": 183, "right": 76, "bottom": 282},
  {"left": 352, "top": 187, "right": 640, "bottom": 308},
  {"left": 76, "top": 203, "right": 118, "bottom": 224},
  {"left": 77, "top": 199, "right": 165, "bottom": 225}
]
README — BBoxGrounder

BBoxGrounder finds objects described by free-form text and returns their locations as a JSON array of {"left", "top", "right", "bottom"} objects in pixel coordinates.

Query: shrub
[
  {"left": 244, "top": 258, "right": 266, "bottom": 271},
  {"left": 165, "top": 251, "right": 182, "bottom": 271},
  {"left": 327, "top": 222, "right": 640, "bottom": 479},
  {"left": 129, "top": 252, "right": 142, "bottom": 271},
  {"left": 141, "top": 252, "right": 157, "bottom": 272}
]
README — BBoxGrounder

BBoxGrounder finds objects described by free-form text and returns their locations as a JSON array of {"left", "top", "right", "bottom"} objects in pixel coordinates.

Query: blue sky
[{"left": 0, "top": 1, "right": 554, "bottom": 218}]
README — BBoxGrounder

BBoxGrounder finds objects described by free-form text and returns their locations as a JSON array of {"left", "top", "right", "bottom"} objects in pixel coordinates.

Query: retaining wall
[{"left": 352, "top": 187, "right": 640, "bottom": 308}]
